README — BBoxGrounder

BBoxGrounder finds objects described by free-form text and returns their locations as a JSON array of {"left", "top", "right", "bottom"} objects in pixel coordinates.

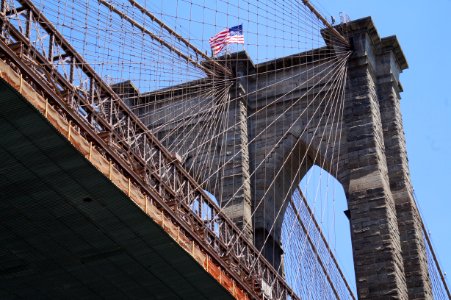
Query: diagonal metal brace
[
  {"left": 128, "top": 0, "right": 231, "bottom": 77},
  {"left": 98, "top": 0, "right": 228, "bottom": 79}
]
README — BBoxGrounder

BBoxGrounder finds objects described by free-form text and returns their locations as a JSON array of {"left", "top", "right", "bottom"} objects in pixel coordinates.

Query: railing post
[
  {"left": 0, "top": 2, "right": 302, "bottom": 298},
  {"left": 1, "top": 0, "right": 7, "bottom": 15},
  {"left": 69, "top": 57, "right": 75, "bottom": 84},
  {"left": 25, "top": 9, "right": 32, "bottom": 39},
  {"left": 48, "top": 34, "right": 54, "bottom": 62}
]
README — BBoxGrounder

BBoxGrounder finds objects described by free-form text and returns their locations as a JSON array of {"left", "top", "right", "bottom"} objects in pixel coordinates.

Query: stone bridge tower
[{"left": 121, "top": 17, "right": 432, "bottom": 300}]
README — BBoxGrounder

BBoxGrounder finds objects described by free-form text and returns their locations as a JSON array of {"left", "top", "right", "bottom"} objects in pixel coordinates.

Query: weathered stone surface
[
  {"left": 123, "top": 17, "right": 431, "bottom": 300},
  {"left": 377, "top": 40, "right": 432, "bottom": 299}
]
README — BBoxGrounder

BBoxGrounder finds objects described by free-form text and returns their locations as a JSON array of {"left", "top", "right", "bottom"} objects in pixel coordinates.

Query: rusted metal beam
[
  {"left": 98, "top": 0, "right": 220, "bottom": 78},
  {"left": 128, "top": 0, "right": 231, "bottom": 77},
  {"left": 25, "top": 9, "right": 32, "bottom": 39},
  {"left": 4, "top": 6, "right": 26, "bottom": 16},
  {"left": 1, "top": 2, "right": 301, "bottom": 299},
  {"left": 301, "top": 0, "right": 349, "bottom": 47},
  {"left": 0, "top": 36, "right": 250, "bottom": 300}
]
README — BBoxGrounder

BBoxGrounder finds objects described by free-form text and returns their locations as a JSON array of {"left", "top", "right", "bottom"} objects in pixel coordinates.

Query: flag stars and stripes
[{"left": 209, "top": 25, "right": 244, "bottom": 56}]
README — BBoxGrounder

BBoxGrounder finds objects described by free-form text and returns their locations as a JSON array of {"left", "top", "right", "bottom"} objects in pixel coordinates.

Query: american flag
[{"left": 209, "top": 25, "right": 244, "bottom": 56}]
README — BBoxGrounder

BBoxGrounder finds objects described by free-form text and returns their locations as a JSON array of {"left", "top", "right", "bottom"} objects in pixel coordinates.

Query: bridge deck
[{"left": 0, "top": 79, "right": 233, "bottom": 299}]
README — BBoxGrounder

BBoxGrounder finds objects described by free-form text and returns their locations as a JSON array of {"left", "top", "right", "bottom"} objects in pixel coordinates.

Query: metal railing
[{"left": 0, "top": 0, "right": 300, "bottom": 299}]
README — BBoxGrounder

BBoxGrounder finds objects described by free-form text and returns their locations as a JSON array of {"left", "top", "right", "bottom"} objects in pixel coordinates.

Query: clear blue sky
[
  {"left": 150, "top": 0, "right": 451, "bottom": 292},
  {"left": 163, "top": 0, "right": 451, "bottom": 291},
  {"left": 23, "top": 0, "right": 450, "bottom": 295},
  {"left": 47, "top": 0, "right": 451, "bottom": 292},
  {"left": 320, "top": 0, "right": 451, "bottom": 290}
]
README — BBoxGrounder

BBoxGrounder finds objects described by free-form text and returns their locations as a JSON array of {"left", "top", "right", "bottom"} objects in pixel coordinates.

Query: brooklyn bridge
[{"left": 0, "top": 0, "right": 449, "bottom": 299}]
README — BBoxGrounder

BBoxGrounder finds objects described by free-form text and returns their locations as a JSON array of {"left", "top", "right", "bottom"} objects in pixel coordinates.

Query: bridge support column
[
  {"left": 216, "top": 78, "right": 253, "bottom": 241},
  {"left": 341, "top": 21, "right": 408, "bottom": 299},
  {"left": 377, "top": 38, "right": 432, "bottom": 299}
]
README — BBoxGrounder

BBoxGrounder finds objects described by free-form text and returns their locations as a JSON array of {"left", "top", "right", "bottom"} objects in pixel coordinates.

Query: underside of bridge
[
  {"left": 1, "top": 0, "right": 448, "bottom": 297},
  {"left": 0, "top": 79, "right": 233, "bottom": 299}
]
